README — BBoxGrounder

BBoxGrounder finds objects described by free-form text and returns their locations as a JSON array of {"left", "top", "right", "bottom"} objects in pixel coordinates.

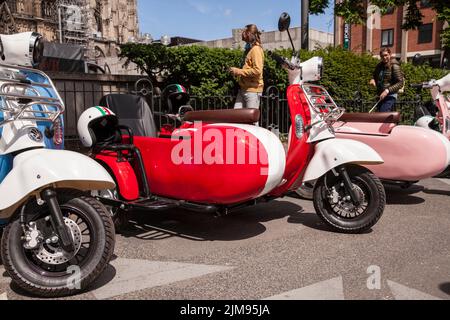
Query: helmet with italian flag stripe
[{"left": 77, "top": 106, "right": 118, "bottom": 147}]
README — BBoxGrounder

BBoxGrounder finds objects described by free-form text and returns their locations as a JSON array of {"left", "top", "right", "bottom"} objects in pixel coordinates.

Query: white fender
[
  {"left": 0, "top": 149, "right": 115, "bottom": 211},
  {"left": 303, "top": 139, "right": 384, "bottom": 182}
]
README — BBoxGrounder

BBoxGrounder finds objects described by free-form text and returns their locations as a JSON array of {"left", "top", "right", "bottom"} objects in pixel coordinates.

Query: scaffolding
[{"left": 57, "top": 0, "right": 89, "bottom": 46}]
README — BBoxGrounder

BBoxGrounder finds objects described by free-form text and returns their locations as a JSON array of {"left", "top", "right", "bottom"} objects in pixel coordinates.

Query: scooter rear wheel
[
  {"left": 0, "top": 190, "right": 115, "bottom": 298},
  {"left": 313, "top": 165, "right": 386, "bottom": 234}
]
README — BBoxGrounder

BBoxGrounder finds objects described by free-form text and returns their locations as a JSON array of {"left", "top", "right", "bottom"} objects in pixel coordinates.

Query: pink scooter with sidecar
[{"left": 296, "top": 103, "right": 450, "bottom": 199}]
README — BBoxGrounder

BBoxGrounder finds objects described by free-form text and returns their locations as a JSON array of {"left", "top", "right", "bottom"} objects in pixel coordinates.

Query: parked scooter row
[
  {"left": 4, "top": 11, "right": 447, "bottom": 298},
  {"left": 0, "top": 32, "right": 115, "bottom": 297}
]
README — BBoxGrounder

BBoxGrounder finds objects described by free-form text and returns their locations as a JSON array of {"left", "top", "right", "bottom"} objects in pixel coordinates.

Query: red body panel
[
  {"left": 132, "top": 124, "right": 270, "bottom": 205},
  {"left": 96, "top": 152, "right": 140, "bottom": 201},
  {"left": 270, "top": 85, "right": 314, "bottom": 196}
]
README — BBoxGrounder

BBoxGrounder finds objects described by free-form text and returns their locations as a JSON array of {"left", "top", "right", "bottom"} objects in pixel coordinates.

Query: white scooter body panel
[
  {"left": 0, "top": 120, "right": 45, "bottom": 155},
  {"left": 303, "top": 138, "right": 384, "bottom": 182},
  {"left": 0, "top": 149, "right": 115, "bottom": 211}
]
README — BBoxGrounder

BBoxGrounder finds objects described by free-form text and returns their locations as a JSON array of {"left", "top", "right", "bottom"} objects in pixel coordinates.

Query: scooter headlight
[
  {"left": 0, "top": 32, "right": 44, "bottom": 67},
  {"left": 300, "top": 56, "right": 323, "bottom": 82},
  {"left": 31, "top": 33, "right": 44, "bottom": 66}
]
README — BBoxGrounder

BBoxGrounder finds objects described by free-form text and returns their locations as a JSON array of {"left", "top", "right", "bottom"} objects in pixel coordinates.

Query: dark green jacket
[{"left": 373, "top": 59, "right": 404, "bottom": 95}]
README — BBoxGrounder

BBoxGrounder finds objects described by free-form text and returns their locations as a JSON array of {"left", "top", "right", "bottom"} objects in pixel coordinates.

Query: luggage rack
[
  {"left": 302, "top": 83, "right": 344, "bottom": 122},
  {"left": 0, "top": 63, "right": 64, "bottom": 128}
]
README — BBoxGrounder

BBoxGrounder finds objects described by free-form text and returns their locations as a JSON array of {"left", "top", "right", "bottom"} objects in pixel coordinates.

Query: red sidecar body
[{"left": 94, "top": 94, "right": 287, "bottom": 205}]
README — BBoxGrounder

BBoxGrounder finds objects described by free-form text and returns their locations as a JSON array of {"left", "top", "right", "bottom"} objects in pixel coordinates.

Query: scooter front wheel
[
  {"left": 0, "top": 190, "right": 115, "bottom": 298},
  {"left": 313, "top": 165, "right": 386, "bottom": 234}
]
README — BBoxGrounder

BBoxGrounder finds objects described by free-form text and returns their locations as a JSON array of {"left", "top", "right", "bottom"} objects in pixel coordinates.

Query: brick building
[{"left": 334, "top": 0, "right": 449, "bottom": 67}]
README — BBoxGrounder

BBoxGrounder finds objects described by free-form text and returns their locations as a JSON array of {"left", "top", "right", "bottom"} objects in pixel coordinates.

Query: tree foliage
[
  {"left": 120, "top": 43, "right": 447, "bottom": 102},
  {"left": 310, "top": 0, "right": 450, "bottom": 48}
]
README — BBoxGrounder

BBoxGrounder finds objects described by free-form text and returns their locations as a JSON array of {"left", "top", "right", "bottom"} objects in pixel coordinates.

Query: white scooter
[
  {"left": 414, "top": 73, "right": 450, "bottom": 140},
  {"left": 0, "top": 32, "right": 116, "bottom": 297}
]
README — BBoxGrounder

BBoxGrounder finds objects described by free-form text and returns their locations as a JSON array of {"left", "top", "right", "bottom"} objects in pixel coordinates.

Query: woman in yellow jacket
[{"left": 229, "top": 24, "right": 264, "bottom": 110}]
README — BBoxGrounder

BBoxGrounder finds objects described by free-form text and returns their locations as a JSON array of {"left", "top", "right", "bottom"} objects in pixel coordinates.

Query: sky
[{"left": 137, "top": 0, "right": 335, "bottom": 42}]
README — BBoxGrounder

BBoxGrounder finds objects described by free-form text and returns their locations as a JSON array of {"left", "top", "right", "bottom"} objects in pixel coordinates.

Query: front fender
[
  {"left": 0, "top": 149, "right": 115, "bottom": 211},
  {"left": 303, "top": 139, "right": 383, "bottom": 182}
]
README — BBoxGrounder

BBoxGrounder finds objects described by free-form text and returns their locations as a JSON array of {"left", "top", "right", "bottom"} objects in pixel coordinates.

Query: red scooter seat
[
  {"left": 183, "top": 108, "right": 260, "bottom": 124},
  {"left": 339, "top": 112, "right": 401, "bottom": 124}
]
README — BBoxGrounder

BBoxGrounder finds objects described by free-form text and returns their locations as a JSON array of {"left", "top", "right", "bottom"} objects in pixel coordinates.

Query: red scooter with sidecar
[{"left": 76, "top": 15, "right": 387, "bottom": 234}]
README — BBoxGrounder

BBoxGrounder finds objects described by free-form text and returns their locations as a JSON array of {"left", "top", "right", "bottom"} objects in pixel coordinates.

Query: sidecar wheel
[
  {"left": 313, "top": 165, "right": 386, "bottom": 234},
  {"left": 0, "top": 191, "right": 115, "bottom": 298}
]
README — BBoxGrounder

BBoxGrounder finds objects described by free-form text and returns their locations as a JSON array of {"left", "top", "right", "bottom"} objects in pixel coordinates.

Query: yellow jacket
[{"left": 237, "top": 45, "right": 265, "bottom": 93}]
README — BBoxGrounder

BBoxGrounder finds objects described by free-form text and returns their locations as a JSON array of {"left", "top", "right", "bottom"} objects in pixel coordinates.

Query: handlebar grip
[{"left": 268, "top": 51, "right": 296, "bottom": 70}]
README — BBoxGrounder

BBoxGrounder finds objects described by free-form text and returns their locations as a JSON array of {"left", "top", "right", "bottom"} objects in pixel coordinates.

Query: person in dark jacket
[{"left": 369, "top": 47, "right": 404, "bottom": 112}]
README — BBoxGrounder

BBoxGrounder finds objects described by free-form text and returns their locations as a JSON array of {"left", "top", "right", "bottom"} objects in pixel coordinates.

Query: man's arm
[{"left": 387, "top": 64, "right": 405, "bottom": 94}]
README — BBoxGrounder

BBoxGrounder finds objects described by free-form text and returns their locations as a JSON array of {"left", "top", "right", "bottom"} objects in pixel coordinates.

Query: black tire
[
  {"left": 313, "top": 165, "right": 386, "bottom": 234},
  {"left": 435, "top": 165, "right": 450, "bottom": 179},
  {"left": 0, "top": 191, "right": 115, "bottom": 298}
]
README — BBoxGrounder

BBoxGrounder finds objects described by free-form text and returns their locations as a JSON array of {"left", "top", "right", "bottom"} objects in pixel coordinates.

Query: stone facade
[
  {"left": 0, "top": 0, "right": 139, "bottom": 73},
  {"left": 192, "top": 27, "right": 334, "bottom": 51}
]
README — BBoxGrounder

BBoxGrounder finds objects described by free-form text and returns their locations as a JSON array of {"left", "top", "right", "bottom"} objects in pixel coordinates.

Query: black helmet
[{"left": 161, "top": 84, "right": 190, "bottom": 113}]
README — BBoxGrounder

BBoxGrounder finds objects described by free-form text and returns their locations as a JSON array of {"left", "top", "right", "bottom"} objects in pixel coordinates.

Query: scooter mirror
[
  {"left": 412, "top": 53, "right": 423, "bottom": 66},
  {"left": 278, "top": 12, "right": 291, "bottom": 32}
]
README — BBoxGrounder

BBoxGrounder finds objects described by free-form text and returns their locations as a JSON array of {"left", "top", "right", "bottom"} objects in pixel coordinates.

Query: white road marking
[
  {"left": 387, "top": 280, "right": 442, "bottom": 300},
  {"left": 0, "top": 293, "right": 7, "bottom": 300},
  {"left": 438, "top": 179, "right": 450, "bottom": 186},
  {"left": 264, "top": 276, "right": 344, "bottom": 300},
  {"left": 91, "top": 258, "right": 234, "bottom": 300}
]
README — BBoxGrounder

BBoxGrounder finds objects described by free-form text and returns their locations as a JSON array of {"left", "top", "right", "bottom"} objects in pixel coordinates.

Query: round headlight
[{"left": 29, "top": 32, "right": 43, "bottom": 66}]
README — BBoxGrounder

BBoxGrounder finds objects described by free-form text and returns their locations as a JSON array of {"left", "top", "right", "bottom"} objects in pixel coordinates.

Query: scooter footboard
[
  {"left": 0, "top": 149, "right": 115, "bottom": 212},
  {"left": 303, "top": 139, "right": 383, "bottom": 182}
]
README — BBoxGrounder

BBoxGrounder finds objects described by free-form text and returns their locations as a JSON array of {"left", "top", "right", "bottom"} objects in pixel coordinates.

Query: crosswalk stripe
[
  {"left": 0, "top": 293, "right": 7, "bottom": 300},
  {"left": 387, "top": 280, "right": 442, "bottom": 300},
  {"left": 264, "top": 276, "right": 345, "bottom": 300},
  {"left": 91, "top": 258, "right": 234, "bottom": 300},
  {"left": 438, "top": 179, "right": 450, "bottom": 186}
]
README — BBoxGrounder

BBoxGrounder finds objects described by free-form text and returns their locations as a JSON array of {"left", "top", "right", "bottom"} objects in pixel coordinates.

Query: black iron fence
[{"left": 50, "top": 75, "right": 419, "bottom": 148}]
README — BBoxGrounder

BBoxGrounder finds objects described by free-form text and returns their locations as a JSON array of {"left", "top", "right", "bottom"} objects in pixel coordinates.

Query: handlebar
[
  {"left": 268, "top": 51, "right": 297, "bottom": 70},
  {"left": 410, "top": 81, "right": 435, "bottom": 90}
]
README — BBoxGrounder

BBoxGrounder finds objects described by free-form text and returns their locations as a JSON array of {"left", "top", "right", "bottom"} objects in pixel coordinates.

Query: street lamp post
[{"left": 301, "top": 0, "right": 309, "bottom": 51}]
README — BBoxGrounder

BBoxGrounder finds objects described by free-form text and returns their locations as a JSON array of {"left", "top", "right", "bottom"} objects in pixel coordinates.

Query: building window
[
  {"left": 420, "top": 0, "right": 431, "bottom": 8},
  {"left": 381, "top": 29, "right": 394, "bottom": 47},
  {"left": 384, "top": 7, "right": 394, "bottom": 15},
  {"left": 418, "top": 23, "right": 433, "bottom": 44},
  {"left": 94, "top": 0, "right": 103, "bottom": 33}
]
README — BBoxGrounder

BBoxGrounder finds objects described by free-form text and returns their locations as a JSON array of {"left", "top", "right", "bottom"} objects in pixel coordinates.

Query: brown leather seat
[
  {"left": 183, "top": 108, "right": 260, "bottom": 124},
  {"left": 339, "top": 112, "right": 401, "bottom": 124}
]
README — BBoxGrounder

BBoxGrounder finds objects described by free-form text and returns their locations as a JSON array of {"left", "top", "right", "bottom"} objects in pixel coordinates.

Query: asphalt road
[{"left": 1, "top": 178, "right": 450, "bottom": 301}]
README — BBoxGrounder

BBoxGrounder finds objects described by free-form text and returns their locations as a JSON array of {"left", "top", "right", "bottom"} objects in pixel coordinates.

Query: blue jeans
[{"left": 378, "top": 96, "right": 396, "bottom": 112}]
